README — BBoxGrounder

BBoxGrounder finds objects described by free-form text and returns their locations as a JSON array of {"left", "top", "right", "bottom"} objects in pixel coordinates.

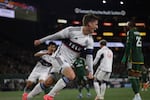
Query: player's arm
[
  {"left": 34, "top": 50, "right": 48, "bottom": 57},
  {"left": 34, "top": 27, "right": 71, "bottom": 46},
  {"left": 121, "top": 31, "right": 133, "bottom": 63},
  {"left": 85, "top": 37, "right": 94, "bottom": 79},
  {"left": 93, "top": 50, "right": 103, "bottom": 66}
]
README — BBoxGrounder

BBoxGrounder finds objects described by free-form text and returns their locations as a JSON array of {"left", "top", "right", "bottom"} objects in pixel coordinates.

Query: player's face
[
  {"left": 48, "top": 45, "right": 56, "bottom": 53},
  {"left": 88, "top": 20, "right": 98, "bottom": 33}
]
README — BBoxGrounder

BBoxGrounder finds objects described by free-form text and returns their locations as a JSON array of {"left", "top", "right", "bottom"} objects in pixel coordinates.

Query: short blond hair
[{"left": 82, "top": 14, "right": 99, "bottom": 26}]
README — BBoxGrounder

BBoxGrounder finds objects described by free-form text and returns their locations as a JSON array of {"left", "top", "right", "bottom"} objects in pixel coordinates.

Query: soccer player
[
  {"left": 22, "top": 42, "right": 58, "bottom": 100},
  {"left": 121, "top": 20, "right": 144, "bottom": 100},
  {"left": 73, "top": 57, "right": 91, "bottom": 98},
  {"left": 93, "top": 39, "right": 113, "bottom": 100},
  {"left": 34, "top": 14, "right": 99, "bottom": 100}
]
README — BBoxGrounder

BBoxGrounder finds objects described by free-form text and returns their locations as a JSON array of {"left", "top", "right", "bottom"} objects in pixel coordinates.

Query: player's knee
[
  {"left": 44, "top": 77, "right": 54, "bottom": 87},
  {"left": 68, "top": 74, "right": 76, "bottom": 80},
  {"left": 62, "top": 66, "right": 75, "bottom": 80}
]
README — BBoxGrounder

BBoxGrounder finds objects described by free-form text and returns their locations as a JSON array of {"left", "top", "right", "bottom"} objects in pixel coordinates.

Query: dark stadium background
[{"left": 0, "top": 0, "right": 150, "bottom": 91}]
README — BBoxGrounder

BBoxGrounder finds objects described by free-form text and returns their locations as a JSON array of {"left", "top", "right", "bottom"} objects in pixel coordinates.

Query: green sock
[
  {"left": 136, "top": 79, "right": 140, "bottom": 92},
  {"left": 129, "top": 78, "right": 140, "bottom": 94}
]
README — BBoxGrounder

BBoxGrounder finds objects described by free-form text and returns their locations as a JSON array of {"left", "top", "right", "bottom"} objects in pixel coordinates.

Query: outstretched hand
[
  {"left": 87, "top": 72, "right": 93, "bottom": 79},
  {"left": 34, "top": 40, "right": 41, "bottom": 46}
]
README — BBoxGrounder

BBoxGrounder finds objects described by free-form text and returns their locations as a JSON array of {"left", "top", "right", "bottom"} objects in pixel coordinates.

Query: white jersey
[
  {"left": 94, "top": 46, "right": 113, "bottom": 72},
  {"left": 27, "top": 50, "right": 53, "bottom": 83},
  {"left": 38, "top": 50, "right": 53, "bottom": 65},
  {"left": 40, "top": 26, "right": 94, "bottom": 73}
]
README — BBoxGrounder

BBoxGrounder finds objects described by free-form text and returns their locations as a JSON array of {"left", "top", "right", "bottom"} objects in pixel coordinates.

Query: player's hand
[
  {"left": 34, "top": 40, "right": 41, "bottom": 46},
  {"left": 87, "top": 72, "right": 93, "bottom": 79},
  {"left": 121, "top": 56, "right": 126, "bottom": 64}
]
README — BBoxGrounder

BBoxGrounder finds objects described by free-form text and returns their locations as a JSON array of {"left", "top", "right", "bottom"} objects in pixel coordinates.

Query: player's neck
[{"left": 82, "top": 26, "right": 90, "bottom": 35}]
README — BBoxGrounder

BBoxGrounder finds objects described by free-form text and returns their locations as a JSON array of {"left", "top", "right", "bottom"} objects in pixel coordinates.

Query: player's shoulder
[{"left": 67, "top": 26, "right": 82, "bottom": 32}]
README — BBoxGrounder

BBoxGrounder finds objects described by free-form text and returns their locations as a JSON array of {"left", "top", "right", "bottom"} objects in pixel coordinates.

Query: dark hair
[
  {"left": 127, "top": 20, "right": 136, "bottom": 27},
  {"left": 82, "top": 14, "right": 99, "bottom": 26},
  {"left": 99, "top": 39, "right": 107, "bottom": 46},
  {"left": 48, "top": 41, "right": 57, "bottom": 46}
]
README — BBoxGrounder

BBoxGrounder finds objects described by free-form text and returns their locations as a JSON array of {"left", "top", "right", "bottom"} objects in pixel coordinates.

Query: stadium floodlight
[
  {"left": 140, "top": 32, "right": 146, "bottom": 36},
  {"left": 102, "top": 0, "right": 106, "bottom": 4},
  {"left": 119, "top": 32, "right": 126, "bottom": 36},
  {"left": 120, "top": 1, "right": 124, "bottom": 5},
  {"left": 118, "top": 22, "right": 128, "bottom": 26},
  {"left": 57, "top": 19, "right": 67, "bottom": 24},
  {"left": 72, "top": 20, "right": 81, "bottom": 25},
  {"left": 135, "top": 23, "right": 145, "bottom": 27},
  {"left": 103, "top": 22, "right": 112, "bottom": 26},
  {"left": 103, "top": 32, "right": 114, "bottom": 36}
]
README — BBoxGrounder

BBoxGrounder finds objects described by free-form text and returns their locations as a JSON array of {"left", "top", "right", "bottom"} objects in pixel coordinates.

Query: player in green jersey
[
  {"left": 121, "top": 20, "right": 144, "bottom": 100},
  {"left": 73, "top": 57, "right": 91, "bottom": 99}
]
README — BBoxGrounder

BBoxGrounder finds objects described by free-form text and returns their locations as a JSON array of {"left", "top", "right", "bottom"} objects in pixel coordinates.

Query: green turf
[{"left": 0, "top": 88, "right": 150, "bottom": 100}]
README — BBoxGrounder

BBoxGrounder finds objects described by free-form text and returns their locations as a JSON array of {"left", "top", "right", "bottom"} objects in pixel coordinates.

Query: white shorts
[
  {"left": 50, "top": 56, "right": 70, "bottom": 74},
  {"left": 94, "top": 70, "right": 111, "bottom": 82},
  {"left": 27, "top": 63, "right": 50, "bottom": 83}
]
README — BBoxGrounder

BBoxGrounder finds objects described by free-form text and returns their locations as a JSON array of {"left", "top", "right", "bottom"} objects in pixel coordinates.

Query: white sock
[
  {"left": 93, "top": 81, "right": 100, "bottom": 97},
  {"left": 27, "top": 83, "right": 43, "bottom": 100},
  {"left": 100, "top": 83, "right": 106, "bottom": 97},
  {"left": 135, "top": 93, "right": 142, "bottom": 100},
  {"left": 48, "top": 78, "right": 66, "bottom": 97},
  {"left": 135, "top": 93, "right": 140, "bottom": 96}
]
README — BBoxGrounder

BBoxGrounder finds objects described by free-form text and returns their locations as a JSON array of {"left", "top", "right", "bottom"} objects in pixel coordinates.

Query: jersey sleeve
[
  {"left": 40, "top": 26, "right": 72, "bottom": 43},
  {"left": 93, "top": 50, "right": 102, "bottom": 66},
  {"left": 123, "top": 31, "right": 133, "bottom": 58}
]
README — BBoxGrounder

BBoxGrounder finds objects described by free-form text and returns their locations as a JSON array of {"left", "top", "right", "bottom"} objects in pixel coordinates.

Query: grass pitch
[{"left": 0, "top": 88, "right": 150, "bottom": 100}]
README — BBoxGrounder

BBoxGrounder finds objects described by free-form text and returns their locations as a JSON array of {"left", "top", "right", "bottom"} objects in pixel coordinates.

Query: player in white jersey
[
  {"left": 33, "top": 14, "right": 99, "bottom": 100},
  {"left": 93, "top": 39, "right": 113, "bottom": 100},
  {"left": 22, "top": 42, "right": 58, "bottom": 100}
]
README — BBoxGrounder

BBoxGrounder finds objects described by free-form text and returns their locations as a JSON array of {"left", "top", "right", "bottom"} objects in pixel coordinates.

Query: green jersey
[
  {"left": 124, "top": 28, "right": 144, "bottom": 64},
  {"left": 73, "top": 57, "right": 87, "bottom": 78}
]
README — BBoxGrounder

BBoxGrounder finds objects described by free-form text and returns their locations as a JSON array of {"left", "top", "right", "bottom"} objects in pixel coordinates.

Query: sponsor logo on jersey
[{"left": 63, "top": 39, "right": 84, "bottom": 52}]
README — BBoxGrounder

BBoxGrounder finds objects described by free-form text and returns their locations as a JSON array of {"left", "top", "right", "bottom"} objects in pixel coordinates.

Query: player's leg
[
  {"left": 94, "top": 70, "right": 109, "bottom": 100},
  {"left": 22, "top": 68, "right": 38, "bottom": 100},
  {"left": 27, "top": 74, "right": 56, "bottom": 100},
  {"left": 83, "top": 76, "right": 91, "bottom": 97},
  {"left": 44, "top": 72, "right": 61, "bottom": 94},
  {"left": 100, "top": 72, "right": 111, "bottom": 99},
  {"left": 23, "top": 81, "right": 34, "bottom": 93},
  {"left": 44, "top": 63, "right": 75, "bottom": 100},
  {"left": 93, "top": 79, "right": 101, "bottom": 100},
  {"left": 93, "top": 70, "right": 105, "bottom": 100},
  {"left": 128, "top": 64, "right": 142, "bottom": 100},
  {"left": 22, "top": 81, "right": 34, "bottom": 100},
  {"left": 77, "top": 79, "right": 83, "bottom": 98}
]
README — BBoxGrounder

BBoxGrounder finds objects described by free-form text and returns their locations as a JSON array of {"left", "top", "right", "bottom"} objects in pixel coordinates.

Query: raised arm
[
  {"left": 34, "top": 50, "right": 48, "bottom": 57},
  {"left": 34, "top": 27, "right": 71, "bottom": 46}
]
